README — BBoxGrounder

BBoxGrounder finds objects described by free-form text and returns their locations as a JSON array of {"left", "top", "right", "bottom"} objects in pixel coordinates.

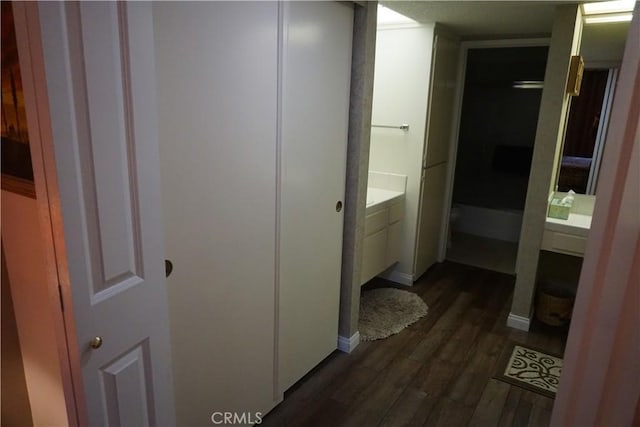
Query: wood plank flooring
[{"left": 262, "top": 261, "right": 568, "bottom": 427}]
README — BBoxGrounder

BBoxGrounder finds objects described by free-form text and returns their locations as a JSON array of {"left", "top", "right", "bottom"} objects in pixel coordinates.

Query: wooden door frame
[
  {"left": 438, "top": 38, "right": 551, "bottom": 263},
  {"left": 12, "top": 3, "right": 85, "bottom": 425}
]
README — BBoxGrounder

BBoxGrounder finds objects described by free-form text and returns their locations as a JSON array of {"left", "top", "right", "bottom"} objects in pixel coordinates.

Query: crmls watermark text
[{"left": 210, "top": 412, "right": 263, "bottom": 425}]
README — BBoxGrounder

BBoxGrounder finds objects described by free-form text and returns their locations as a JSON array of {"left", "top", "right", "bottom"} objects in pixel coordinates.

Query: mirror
[{"left": 557, "top": 18, "right": 631, "bottom": 195}]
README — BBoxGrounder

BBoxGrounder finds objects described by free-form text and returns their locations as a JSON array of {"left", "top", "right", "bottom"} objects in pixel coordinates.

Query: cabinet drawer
[
  {"left": 541, "top": 230, "right": 586, "bottom": 256},
  {"left": 361, "top": 228, "right": 388, "bottom": 285},
  {"left": 365, "top": 208, "right": 389, "bottom": 236},
  {"left": 389, "top": 201, "right": 404, "bottom": 224}
]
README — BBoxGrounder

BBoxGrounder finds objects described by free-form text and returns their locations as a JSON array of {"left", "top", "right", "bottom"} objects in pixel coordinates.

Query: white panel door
[
  {"left": 153, "top": 2, "right": 280, "bottom": 424},
  {"left": 414, "top": 34, "right": 460, "bottom": 279},
  {"left": 38, "top": 2, "right": 175, "bottom": 425},
  {"left": 279, "top": 1, "right": 353, "bottom": 391}
]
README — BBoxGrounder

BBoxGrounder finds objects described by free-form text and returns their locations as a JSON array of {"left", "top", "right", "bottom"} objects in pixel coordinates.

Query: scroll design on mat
[{"left": 503, "top": 345, "right": 562, "bottom": 393}]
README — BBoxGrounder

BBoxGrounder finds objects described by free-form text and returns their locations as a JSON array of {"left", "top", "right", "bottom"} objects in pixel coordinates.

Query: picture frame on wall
[{"left": 1, "top": 2, "right": 35, "bottom": 199}]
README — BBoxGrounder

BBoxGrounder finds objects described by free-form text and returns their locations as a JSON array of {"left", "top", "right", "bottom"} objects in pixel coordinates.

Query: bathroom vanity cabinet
[
  {"left": 369, "top": 26, "right": 460, "bottom": 285},
  {"left": 541, "top": 216, "right": 590, "bottom": 256},
  {"left": 541, "top": 229, "right": 588, "bottom": 256},
  {"left": 361, "top": 192, "right": 405, "bottom": 285},
  {"left": 541, "top": 192, "right": 594, "bottom": 257}
]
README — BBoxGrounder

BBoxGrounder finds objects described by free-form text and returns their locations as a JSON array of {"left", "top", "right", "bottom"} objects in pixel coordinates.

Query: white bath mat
[{"left": 359, "top": 288, "right": 428, "bottom": 341}]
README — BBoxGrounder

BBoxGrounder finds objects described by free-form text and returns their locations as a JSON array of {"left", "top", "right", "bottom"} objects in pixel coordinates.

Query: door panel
[
  {"left": 362, "top": 229, "right": 389, "bottom": 285},
  {"left": 102, "top": 343, "right": 153, "bottom": 426},
  {"left": 77, "top": 3, "right": 145, "bottom": 299},
  {"left": 39, "top": 2, "right": 175, "bottom": 425},
  {"left": 279, "top": 1, "right": 353, "bottom": 391},
  {"left": 153, "top": 2, "right": 280, "bottom": 423}
]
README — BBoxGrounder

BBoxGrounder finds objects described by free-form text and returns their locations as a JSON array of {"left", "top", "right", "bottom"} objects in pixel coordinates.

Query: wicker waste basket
[{"left": 535, "top": 280, "right": 575, "bottom": 326}]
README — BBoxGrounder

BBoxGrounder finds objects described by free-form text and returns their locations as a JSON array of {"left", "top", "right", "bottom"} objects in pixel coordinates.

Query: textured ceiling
[
  {"left": 381, "top": 1, "right": 632, "bottom": 59},
  {"left": 381, "top": 1, "right": 579, "bottom": 38}
]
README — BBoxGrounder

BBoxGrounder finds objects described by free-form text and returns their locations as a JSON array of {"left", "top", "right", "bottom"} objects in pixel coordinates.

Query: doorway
[{"left": 446, "top": 43, "right": 549, "bottom": 274}]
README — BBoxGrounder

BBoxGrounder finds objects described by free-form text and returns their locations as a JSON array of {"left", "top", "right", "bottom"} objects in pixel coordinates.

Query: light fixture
[
  {"left": 377, "top": 4, "right": 417, "bottom": 26},
  {"left": 584, "top": 12, "right": 634, "bottom": 23},
  {"left": 512, "top": 80, "right": 544, "bottom": 89},
  {"left": 582, "top": 0, "right": 635, "bottom": 15},
  {"left": 582, "top": 0, "right": 634, "bottom": 24}
]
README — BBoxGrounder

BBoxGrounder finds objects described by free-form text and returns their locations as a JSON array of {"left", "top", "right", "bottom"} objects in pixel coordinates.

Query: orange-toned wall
[
  {"left": 1, "top": 244, "right": 33, "bottom": 426},
  {"left": 1, "top": 190, "right": 68, "bottom": 426}
]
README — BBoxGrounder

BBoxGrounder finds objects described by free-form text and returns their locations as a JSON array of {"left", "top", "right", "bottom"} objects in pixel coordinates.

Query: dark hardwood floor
[{"left": 262, "top": 261, "right": 568, "bottom": 427}]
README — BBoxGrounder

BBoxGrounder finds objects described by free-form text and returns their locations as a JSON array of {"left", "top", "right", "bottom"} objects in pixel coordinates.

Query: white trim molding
[
  {"left": 380, "top": 269, "right": 414, "bottom": 286},
  {"left": 337, "top": 332, "right": 361, "bottom": 353},
  {"left": 507, "top": 313, "right": 531, "bottom": 331}
]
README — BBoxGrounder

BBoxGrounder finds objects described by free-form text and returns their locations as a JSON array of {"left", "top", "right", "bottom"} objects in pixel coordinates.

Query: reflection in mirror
[
  {"left": 557, "top": 18, "right": 631, "bottom": 195},
  {"left": 558, "top": 68, "right": 617, "bottom": 194}
]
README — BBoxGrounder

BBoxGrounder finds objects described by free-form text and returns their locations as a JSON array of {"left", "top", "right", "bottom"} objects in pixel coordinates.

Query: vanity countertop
[
  {"left": 545, "top": 213, "right": 592, "bottom": 237},
  {"left": 544, "top": 192, "right": 594, "bottom": 238},
  {"left": 366, "top": 187, "right": 404, "bottom": 209}
]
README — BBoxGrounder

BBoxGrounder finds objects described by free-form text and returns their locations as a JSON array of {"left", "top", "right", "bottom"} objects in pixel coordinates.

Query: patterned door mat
[{"left": 494, "top": 342, "right": 563, "bottom": 398}]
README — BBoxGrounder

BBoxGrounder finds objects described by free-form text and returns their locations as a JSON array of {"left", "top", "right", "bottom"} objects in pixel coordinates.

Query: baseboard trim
[
  {"left": 380, "top": 270, "right": 414, "bottom": 286},
  {"left": 507, "top": 313, "right": 531, "bottom": 331},
  {"left": 337, "top": 332, "right": 360, "bottom": 353}
]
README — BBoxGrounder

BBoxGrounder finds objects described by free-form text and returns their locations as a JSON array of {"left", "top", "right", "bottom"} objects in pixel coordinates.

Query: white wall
[
  {"left": 581, "top": 21, "right": 629, "bottom": 67},
  {"left": 512, "top": 5, "right": 583, "bottom": 325},
  {"left": 369, "top": 24, "right": 435, "bottom": 279}
]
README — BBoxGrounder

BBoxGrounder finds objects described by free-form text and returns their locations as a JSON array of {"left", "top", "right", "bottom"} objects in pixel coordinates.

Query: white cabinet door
[
  {"left": 153, "top": 2, "right": 280, "bottom": 424},
  {"left": 39, "top": 3, "right": 175, "bottom": 425},
  {"left": 415, "top": 163, "right": 448, "bottom": 278},
  {"left": 415, "top": 34, "right": 460, "bottom": 279},
  {"left": 423, "top": 35, "right": 460, "bottom": 168},
  {"left": 279, "top": 1, "right": 353, "bottom": 391}
]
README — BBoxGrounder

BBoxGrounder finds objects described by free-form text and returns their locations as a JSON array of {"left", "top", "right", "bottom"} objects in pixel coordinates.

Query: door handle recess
[{"left": 165, "top": 259, "right": 173, "bottom": 278}]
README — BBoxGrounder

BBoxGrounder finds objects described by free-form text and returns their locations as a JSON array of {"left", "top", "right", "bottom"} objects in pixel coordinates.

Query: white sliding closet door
[
  {"left": 279, "top": 1, "right": 354, "bottom": 391},
  {"left": 153, "top": 3, "right": 280, "bottom": 424}
]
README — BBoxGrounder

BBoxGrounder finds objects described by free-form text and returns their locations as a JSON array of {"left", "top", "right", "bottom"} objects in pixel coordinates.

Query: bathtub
[{"left": 451, "top": 203, "right": 523, "bottom": 243}]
